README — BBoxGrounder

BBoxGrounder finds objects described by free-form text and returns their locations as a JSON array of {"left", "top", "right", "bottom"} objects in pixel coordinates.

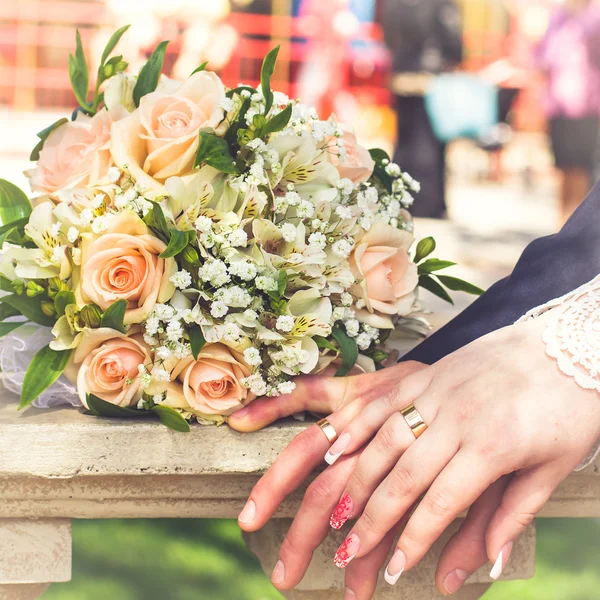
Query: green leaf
[
  {"left": 0, "top": 180, "right": 32, "bottom": 228},
  {"left": 369, "top": 148, "right": 394, "bottom": 193},
  {"left": 0, "top": 275, "right": 14, "bottom": 293},
  {"left": 1, "top": 294, "right": 54, "bottom": 326},
  {"left": 369, "top": 148, "right": 391, "bottom": 163},
  {"left": 417, "top": 259, "right": 456, "bottom": 274},
  {"left": 159, "top": 229, "right": 189, "bottom": 258},
  {"left": 100, "top": 24, "right": 130, "bottom": 66},
  {"left": 19, "top": 345, "right": 73, "bottom": 409},
  {"left": 414, "top": 237, "right": 436, "bottom": 263},
  {"left": 313, "top": 335, "right": 339, "bottom": 353},
  {"left": 226, "top": 85, "right": 257, "bottom": 98},
  {"left": 133, "top": 40, "right": 169, "bottom": 107},
  {"left": 69, "top": 30, "right": 90, "bottom": 111},
  {"left": 54, "top": 290, "right": 76, "bottom": 318},
  {"left": 188, "top": 325, "right": 206, "bottom": 360},
  {"left": 194, "top": 132, "right": 238, "bottom": 174},
  {"left": 436, "top": 275, "right": 485, "bottom": 296},
  {"left": 418, "top": 274, "right": 454, "bottom": 305},
  {"left": 0, "top": 303, "right": 20, "bottom": 321},
  {"left": 151, "top": 405, "right": 191, "bottom": 432},
  {"left": 277, "top": 269, "right": 288, "bottom": 297},
  {"left": 143, "top": 201, "right": 170, "bottom": 243},
  {"left": 262, "top": 103, "right": 292, "bottom": 137},
  {"left": 332, "top": 326, "right": 359, "bottom": 377},
  {"left": 260, "top": 45, "right": 280, "bottom": 114},
  {"left": 87, "top": 393, "right": 150, "bottom": 418},
  {"left": 0, "top": 321, "right": 26, "bottom": 337},
  {"left": 190, "top": 61, "right": 209, "bottom": 76},
  {"left": 100, "top": 299, "right": 128, "bottom": 333},
  {"left": 30, "top": 118, "right": 69, "bottom": 161}
]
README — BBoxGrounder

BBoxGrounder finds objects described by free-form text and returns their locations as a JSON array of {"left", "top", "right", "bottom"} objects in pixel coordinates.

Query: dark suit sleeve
[{"left": 404, "top": 182, "right": 600, "bottom": 365}]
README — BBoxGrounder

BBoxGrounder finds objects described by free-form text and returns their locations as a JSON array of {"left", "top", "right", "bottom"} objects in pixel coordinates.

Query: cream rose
[
  {"left": 110, "top": 72, "right": 226, "bottom": 195},
  {"left": 26, "top": 110, "right": 114, "bottom": 197},
  {"left": 328, "top": 127, "right": 375, "bottom": 184},
  {"left": 351, "top": 222, "right": 418, "bottom": 328},
  {"left": 74, "top": 212, "right": 176, "bottom": 324},
  {"left": 65, "top": 328, "right": 151, "bottom": 408},
  {"left": 154, "top": 343, "right": 254, "bottom": 416}
]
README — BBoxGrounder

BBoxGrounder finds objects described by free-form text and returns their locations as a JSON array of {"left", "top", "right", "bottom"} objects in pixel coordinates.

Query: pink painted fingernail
[
  {"left": 490, "top": 541, "right": 513, "bottom": 580},
  {"left": 334, "top": 533, "right": 360, "bottom": 569},
  {"left": 442, "top": 569, "right": 471, "bottom": 595},
  {"left": 271, "top": 559, "right": 285, "bottom": 585},
  {"left": 330, "top": 494, "right": 353, "bottom": 530},
  {"left": 238, "top": 499, "right": 256, "bottom": 524},
  {"left": 385, "top": 548, "right": 407, "bottom": 585},
  {"left": 325, "top": 432, "right": 351, "bottom": 465}
]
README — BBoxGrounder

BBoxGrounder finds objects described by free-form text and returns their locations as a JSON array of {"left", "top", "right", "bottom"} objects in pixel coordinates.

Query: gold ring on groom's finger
[
  {"left": 316, "top": 418, "right": 338, "bottom": 445},
  {"left": 400, "top": 403, "right": 427, "bottom": 439}
]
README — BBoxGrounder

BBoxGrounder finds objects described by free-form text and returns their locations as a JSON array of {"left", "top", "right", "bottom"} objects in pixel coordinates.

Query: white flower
[
  {"left": 152, "top": 367, "right": 171, "bottom": 383},
  {"left": 277, "top": 380, "right": 296, "bottom": 395},
  {"left": 276, "top": 315, "right": 295, "bottom": 333},
  {"left": 50, "top": 222, "right": 61, "bottom": 237},
  {"left": 67, "top": 227, "right": 79, "bottom": 244},
  {"left": 332, "top": 239, "right": 353, "bottom": 258},
  {"left": 243, "top": 309, "right": 258, "bottom": 322},
  {"left": 80, "top": 208, "right": 94, "bottom": 226},
  {"left": 356, "top": 332, "right": 372, "bottom": 350},
  {"left": 345, "top": 319, "right": 360, "bottom": 337},
  {"left": 91, "top": 216, "right": 108, "bottom": 234},
  {"left": 365, "top": 187, "right": 378, "bottom": 203},
  {"left": 154, "top": 304, "right": 176, "bottom": 321},
  {"left": 244, "top": 373, "right": 267, "bottom": 396},
  {"left": 140, "top": 372, "right": 152, "bottom": 388},
  {"left": 297, "top": 200, "right": 315, "bottom": 219},
  {"left": 243, "top": 347, "right": 262, "bottom": 366},
  {"left": 199, "top": 259, "right": 230, "bottom": 287},
  {"left": 402, "top": 192, "right": 415, "bottom": 207},
  {"left": 308, "top": 232, "right": 326, "bottom": 249},
  {"left": 274, "top": 197, "right": 288, "bottom": 214},
  {"left": 92, "top": 193, "right": 105, "bottom": 209},
  {"left": 137, "top": 399, "right": 145, "bottom": 410},
  {"left": 228, "top": 229, "right": 248, "bottom": 248},
  {"left": 210, "top": 301, "right": 228, "bottom": 318},
  {"left": 335, "top": 205, "right": 352, "bottom": 220},
  {"left": 166, "top": 320, "right": 184, "bottom": 342},
  {"left": 229, "top": 260, "right": 257, "bottom": 282},
  {"left": 223, "top": 322, "right": 242, "bottom": 342},
  {"left": 107, "top": 166, "right": 121, "bottom": 183},
  {"left": 152, "top": 394, "right": 164, "bottom": 404},
  {"left": 337, "top": 178, "right": 354, "bottom": 196},
  {"left": 51, "top": 246, "right": 65, "bottom": 263},
  {"left": 255, "top": 276, "right": 277, "bottom": 292},
  {"left": 170, "top": 269, "right": 192, "bottom": 290},
  {"left": 281, "top": 223, "right": 297, "bottom": 242},
  {"left": 385, "top": 162, "right": 401, "bottom": 177},
  {"left": 285, "top": 191, "right": 301, "bottom": 206},
  {"left": 195, "top": 215, "right": 213, "bottom": 233},
  {"left": 220, "top": 97, "right": 235, "bottom": 112},
  {"left": 341, "top": 292, "right": 353, "bottom": 306},
  {"left": 310, "top": 219, "right": 322, "bottom": 230},
  {"left": 156, "top": 346, "right": 172, "bottom": 361},
  {"left": 143, "top": 334, "right": 158, "bottom": 346},
  {"left": 355, "top": 298, "right": 366, "bottom": 309}
]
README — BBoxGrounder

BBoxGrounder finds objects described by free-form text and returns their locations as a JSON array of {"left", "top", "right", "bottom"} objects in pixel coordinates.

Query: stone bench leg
[
  {"left": 245, "top": 519, "right": 536, "bottom": 599},
  {"left": 0, "top": 519, "right": 71, "bottom": 600}
]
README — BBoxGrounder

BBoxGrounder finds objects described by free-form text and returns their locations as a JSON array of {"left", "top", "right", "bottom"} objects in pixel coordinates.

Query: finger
[
  {"left": 435, "top": 476, "right": 510, "bottom": 596},
  {"left": 272, "top": 453, "right": 360, "bottom": 590},
  {"left": 334, "top": 423, "right": 458, "bottom": 567},
  {"left": 329, "top": 409, "right": 431, "bottom": 530},
  {"left": 345, "top": 515, "right": 410, "bottom": 600},
  {"left": 238, "top": 399, "right": 364, "bottom": 532},
  {"left": 485, "top": 464, "right": 568, "bottom": 580},
  {"left": 324, "top": 364, "right": 434, "bottom": 465},
  {"left": 386, "top": 451, "right": 501, "bottom": 581}
]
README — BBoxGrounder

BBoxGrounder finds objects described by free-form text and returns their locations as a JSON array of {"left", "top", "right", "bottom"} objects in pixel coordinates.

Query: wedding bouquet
[{"left": 0, "top": 27, "right": 480, "bottom": 430}]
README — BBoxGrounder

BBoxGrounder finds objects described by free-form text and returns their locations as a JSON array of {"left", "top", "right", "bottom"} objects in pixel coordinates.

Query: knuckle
[
  {"left": 373, "top": 420, "right": 402, "bottom": 457},
  {"left": 359, "top": 508, "right": 384, "bottom": 537},
  {"left": 422, "top": 488, "right": 453, "bottom": 519},
  {"left": 292, "top": 429, "right": 319, "bottom": 456},
  {"left": 386, "top": 465, "right": 417, "bottom": 499},
  {"left": 280, "top": 532, "right": 303, "bottom": 558},
  {"left": 304, "top": 477, "right": 334, "bottom": 507}
]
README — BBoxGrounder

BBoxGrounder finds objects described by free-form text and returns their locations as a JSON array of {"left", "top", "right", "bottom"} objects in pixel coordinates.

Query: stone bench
[{"left": 1, "top": 401, "right": 598, "bottom": 600}]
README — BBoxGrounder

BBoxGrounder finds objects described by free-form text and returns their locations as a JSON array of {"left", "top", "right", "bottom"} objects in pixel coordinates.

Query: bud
[
  {"left": 26, "top": 281, "right": 45, "bottom": 298},
  {"left": 48, "top": 277, "right": 69, "bottom": 298},
  {"left": 181, "top": 245, "right": 200, "bottom": 268},
  {"left": 12, "top": 279, "right": 25, "bottom": 295},
  {"left": 370, "top": 350, "right": 389, "bottom": 364},
  {"left": 104, "top": 72, "right": 136, "bottom": 114},
  {"left": 40, "top": 301, "right": 56, "bottom": 317},
  {"left": 80, "top": 303, "right": 103, "bottom": 328}
]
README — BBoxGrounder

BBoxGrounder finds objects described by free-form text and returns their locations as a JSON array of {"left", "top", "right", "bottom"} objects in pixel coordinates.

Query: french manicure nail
[
  {"left": 345, "top": 588, "right": 357, "bottom": 600},
  {"left": 271, "top": 559, "right": 285, "bottom": 585},
  {"left": 490, "top": 542, "right": 513, "bottom": 580},
  {"left": 238, "top": 499, "right": 256, "bottom": 524},
  {"left": 385, "top": 548, "right": 407, "bottom": 585},
  {"left": 325, "top": 433, "right": 351, "bottom": 465},
  {"left": 330, "top": 494, "right": 353, "bottom": 530},
  {"left": 334, "top": 533, "right": 360, "bottom": 569},
  {"left": 442, "top": 569, "right": 471, "bottom": 595}
]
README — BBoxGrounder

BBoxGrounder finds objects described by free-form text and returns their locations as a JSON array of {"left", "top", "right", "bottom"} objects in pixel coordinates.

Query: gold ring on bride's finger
[
  {"left": 316, "top": 418, "right": 338, "bottom": 445},
  {"left": 400, "top": 403, "right": 427, "bottom": 439}
]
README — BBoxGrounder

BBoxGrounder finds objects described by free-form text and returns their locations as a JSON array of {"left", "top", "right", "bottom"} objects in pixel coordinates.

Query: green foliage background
[{"left": 41, "top": 518, "right": 600, "bottom": 600}]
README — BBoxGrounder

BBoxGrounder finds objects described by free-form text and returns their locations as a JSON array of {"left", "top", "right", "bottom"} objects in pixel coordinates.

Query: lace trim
[{"left": 517, "top": 274, "right": 600, "bottom": 470}]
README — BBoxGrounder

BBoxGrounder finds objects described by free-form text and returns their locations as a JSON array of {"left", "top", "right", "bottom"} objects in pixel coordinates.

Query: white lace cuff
[{"left": 517, "top": 274, "right": 600, "bottom": 470}]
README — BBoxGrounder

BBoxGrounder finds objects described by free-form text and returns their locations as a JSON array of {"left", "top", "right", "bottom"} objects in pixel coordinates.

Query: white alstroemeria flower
[
  {"left": 103, "top": 72, "right": 137, "bottom": 119},
  {"left": 165, "top": 169, "right": 215, "bottom": 224},
  {"left": 286, "top": 288, "right": 333, "bottom": 338}
]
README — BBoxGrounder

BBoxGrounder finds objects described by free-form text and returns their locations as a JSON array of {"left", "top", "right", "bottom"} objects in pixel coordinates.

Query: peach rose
[
  {"left": 351, "top": 222, "right": 418, "bottom": 328},
  {"left": 74, "top": 212, "right": 176, "bottom": 324},
  {"left": 110, "top": 72, "right": 226, "bottom": 195},
  {"left": 65, "top": 328, "right": 151, "bottom": 408},
  {"left": 26, "top": 110, "right": 114, "bottom": 197},
  {"left": 328, "top": 127, "right": 375, "bottom": 184},
  {"left": 155, "top": 343, "right": 254, "bottom": 416}
]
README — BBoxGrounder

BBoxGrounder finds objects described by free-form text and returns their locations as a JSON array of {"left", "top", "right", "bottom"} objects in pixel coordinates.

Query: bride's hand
[{"left": 328, "top": 311, "right": 600, "bottom": 586}]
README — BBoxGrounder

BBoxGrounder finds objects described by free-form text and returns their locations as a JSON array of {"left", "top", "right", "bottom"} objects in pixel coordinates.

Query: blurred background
[{"left": 1, "top": 0, "right": 599, "bottom": 598}]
